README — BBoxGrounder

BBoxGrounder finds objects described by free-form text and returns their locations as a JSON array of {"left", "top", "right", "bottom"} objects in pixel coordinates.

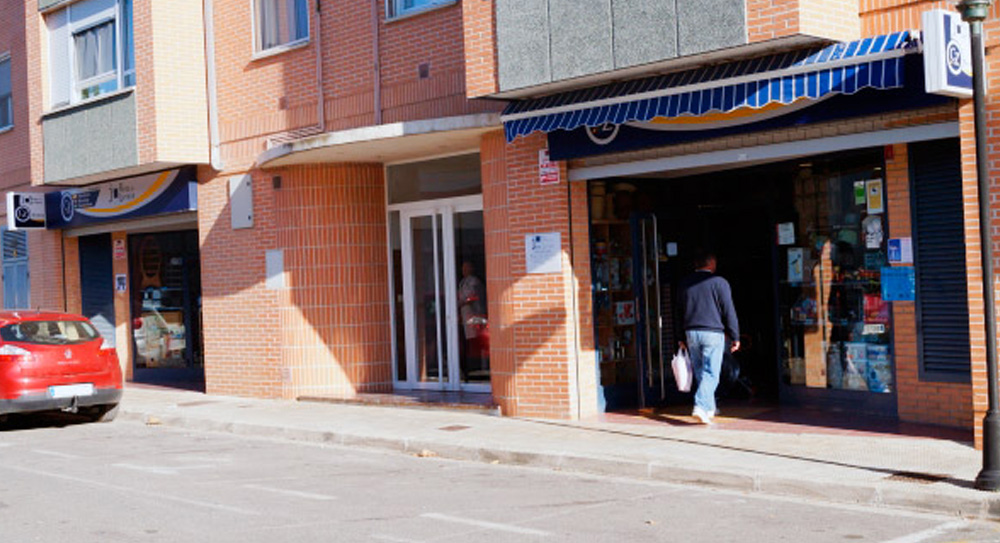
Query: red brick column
[
  {"left": 462, "top": 0, "right": 498, "bottom": 97},
  {"left": 482, "top": 131, "right": 517, "bottom": 414},
  {"left": 964, "top": 25, "right": 1000, "bottom": 448},
  {"left": 28, "top": 230, "right": 65, "bottom": 312},
  {"left": 273, "top": 164, "right": 392, "bottom": 398},
  {"left": 199, "top": 167, "right": 284, "bottom": 398},
  {"left": 482, "top": 131, "right": 593, "bottom": 419},
  {"left": 887, "top": 143, "right": 972, "bottom": 429},
  {"left": 111, "top": 231, "right": 132, "bottom": 379},
  {"left": 200, "top": 162, "right": 390, "bottom": 400},
  {"left": 63, "top": 236, "right": 81, "bottom": 315},
  {"left": 570, "top": 180, "right": 598, "bottom": 418}
]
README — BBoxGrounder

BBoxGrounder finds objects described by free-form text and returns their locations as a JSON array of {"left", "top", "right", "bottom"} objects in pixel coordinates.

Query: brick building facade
[{"left": 1, "top": 0, "right": 999, "bottom": 447}]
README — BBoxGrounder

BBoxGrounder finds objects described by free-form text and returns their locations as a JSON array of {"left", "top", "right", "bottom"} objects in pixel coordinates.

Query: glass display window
[{"left": 777, "top": 156, "right": 893, "bottom": 394}]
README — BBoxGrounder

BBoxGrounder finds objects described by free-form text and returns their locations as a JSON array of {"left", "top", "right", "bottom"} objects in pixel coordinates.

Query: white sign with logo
[
  {"left": 525, "top": 232, "right": 562, "bottom": 274},
  {"left": 923, "top": 9, "right": 974, "bottom": 98},
  {"left": 6, "top": 192, "right": 46, "bottom": 230}
]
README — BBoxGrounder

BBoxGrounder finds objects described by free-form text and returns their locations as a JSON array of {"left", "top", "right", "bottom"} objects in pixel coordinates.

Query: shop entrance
[
  {"left": 589, "top": 148, "right": 896, "bottom": 416},
  {"left": 128, "top": 230, "right": 203, "bottom": 390},
  {"left": 392, "top": 196, "right": 489, "bottom": 392},
  {"left": 591, "top": 177, "right": 780, "bottom": 411}
]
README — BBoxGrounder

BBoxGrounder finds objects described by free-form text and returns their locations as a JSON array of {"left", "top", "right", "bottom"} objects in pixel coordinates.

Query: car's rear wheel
[{"left": 85, "top": 404, "right": 119, "bottom": 423}]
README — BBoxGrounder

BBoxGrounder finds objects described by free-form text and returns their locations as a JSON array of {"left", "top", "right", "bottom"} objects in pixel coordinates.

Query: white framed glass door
[{"left": 393, "top": 196, "right": 489, "bottom": 392}]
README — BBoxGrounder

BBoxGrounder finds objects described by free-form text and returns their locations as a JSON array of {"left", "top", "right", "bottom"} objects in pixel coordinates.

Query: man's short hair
[{"left": 693, "top": 249, "right": 716, "bottom": 269}]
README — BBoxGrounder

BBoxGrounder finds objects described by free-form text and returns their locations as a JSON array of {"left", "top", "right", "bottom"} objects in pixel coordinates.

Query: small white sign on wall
[
  {"left": 229, "top": 175, "right": 254, "bottom": 229},
  {"left": 265, "top": 249, "right": 285, "bottom": 289},
  {"left": 525, "top": 232, "right": 561, "bottom": 274}
]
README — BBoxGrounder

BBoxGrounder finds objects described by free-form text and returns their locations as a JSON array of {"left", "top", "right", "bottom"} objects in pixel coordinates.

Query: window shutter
[
  {"left": 910, "top": 139, "right": 971, "bottom": 381},
  {"left": 2, "top": 230, "right": 27, "bottom": 261}
]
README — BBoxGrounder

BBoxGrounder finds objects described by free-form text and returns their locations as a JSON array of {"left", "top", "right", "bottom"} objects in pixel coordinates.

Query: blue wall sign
[
  {"left": 45, "top": 167, "right": 197, "bottom": 229},
  {"left": 882, "top": 267, "right": 916, "bottom": 302}
]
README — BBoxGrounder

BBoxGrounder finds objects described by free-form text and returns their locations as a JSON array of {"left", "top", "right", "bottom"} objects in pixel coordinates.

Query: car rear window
[{"left": 0, "top": 320, "right": 100, "bottom": 345}]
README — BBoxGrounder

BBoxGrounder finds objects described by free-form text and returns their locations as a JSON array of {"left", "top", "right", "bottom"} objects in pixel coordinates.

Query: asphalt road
[{"left": 1, "top": 413, "right": 998, "bottom": 543}]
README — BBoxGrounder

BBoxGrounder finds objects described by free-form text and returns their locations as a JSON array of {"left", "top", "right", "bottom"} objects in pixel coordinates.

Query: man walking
[{"left": 678, "top": 250, "right": 740, "bottom": 425}]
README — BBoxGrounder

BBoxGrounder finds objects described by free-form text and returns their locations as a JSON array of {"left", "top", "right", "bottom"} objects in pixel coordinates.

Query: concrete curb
[{"left": 118, "top": 407, "right": 1000, "bottom": 521}]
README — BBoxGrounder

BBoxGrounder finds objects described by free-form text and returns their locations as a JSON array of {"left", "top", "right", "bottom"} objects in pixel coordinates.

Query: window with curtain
[
  {"left": 46, "top": 0, "right": 134, "bottom": 107},
  {"left": 0, "top": 54, "right": 11, "bottom": 130},
  {"left": 74, "top": 20, "right": 117, "bottom": 99},
  {"left": 254, "top": 0, "right": 309, "bottom": 53},
  {"left": 386, "top": 0, "right": 453, "bottom": 19}
]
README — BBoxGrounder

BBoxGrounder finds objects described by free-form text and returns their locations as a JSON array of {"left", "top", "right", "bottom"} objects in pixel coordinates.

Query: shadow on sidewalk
[
  {"left": 627, "top": 403, "right": 973, "bottom": 442},
  {"left": 524, "top": 406, "right": 977, "bottom": 491}
]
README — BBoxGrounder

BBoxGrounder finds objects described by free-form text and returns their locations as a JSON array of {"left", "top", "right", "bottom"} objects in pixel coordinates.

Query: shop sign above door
[
  {"left": 923, "top": 9, "right": 974, "bottom": 98},
  {"left": 5, "top": 192, "right": 46, "bottom": 230},
  {"left": 44, "top": 167, "right": 197, "bottom": 229}
]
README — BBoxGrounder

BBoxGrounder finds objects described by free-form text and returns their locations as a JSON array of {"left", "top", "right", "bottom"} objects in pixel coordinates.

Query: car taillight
[{"left": 0, "top": 343, "right": 30, "bottom": 362}]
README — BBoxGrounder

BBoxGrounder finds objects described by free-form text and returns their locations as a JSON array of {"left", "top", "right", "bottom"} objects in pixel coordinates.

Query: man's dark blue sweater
[{"left": 678, "top": 270, "right": 739, "bottom": 340}]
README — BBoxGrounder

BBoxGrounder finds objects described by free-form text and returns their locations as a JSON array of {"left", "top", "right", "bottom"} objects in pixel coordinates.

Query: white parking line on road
[
  {"left": 242, "top": 483, "right": 337, "bottom": 501},
  {"left": 370, "top": 534, "right": 425, "bottom": 543},
  {"left": 880, "top": 521, "right": 968, "bottom": 543},
  {"left": 113, "top": 463, "right": 216, "bottom": 475},
  {"left": 421, "top": 513, "right": 550, "bottom": 537},
  {"left": 32, "top": 449, "right": 81, "bottom": 459},
  {"left": 3, "top": 464, "right": 258, "bottom": 516}
]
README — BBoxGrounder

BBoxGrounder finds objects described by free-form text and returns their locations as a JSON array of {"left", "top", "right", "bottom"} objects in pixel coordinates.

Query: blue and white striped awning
[{"left": 501, "top": 32, "right": 917, "bottom": 142}]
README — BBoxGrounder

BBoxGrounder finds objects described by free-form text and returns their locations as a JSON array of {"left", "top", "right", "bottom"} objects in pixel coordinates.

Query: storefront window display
[
  {"left": 778, "top": 155, "right": 893, "bottom": 394},
  {"left": 129, "top": 231, "right": 203, "bottom": 373}
]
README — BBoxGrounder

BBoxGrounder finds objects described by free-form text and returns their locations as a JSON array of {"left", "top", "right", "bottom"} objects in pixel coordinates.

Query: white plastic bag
[{"left": 672, "top": 347, "right": 693, "bottom": 392}]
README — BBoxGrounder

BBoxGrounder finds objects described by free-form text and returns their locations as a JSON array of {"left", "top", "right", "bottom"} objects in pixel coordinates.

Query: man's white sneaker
[{"left": 692, "top": 406, "right": 714, "bottom": 425}]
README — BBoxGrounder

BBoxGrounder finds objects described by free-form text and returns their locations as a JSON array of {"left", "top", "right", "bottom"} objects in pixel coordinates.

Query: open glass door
[
  {"left": 632, "top": 213, "right": 666, "bottom": 408},
  {"left": 401, "top": 211, "right": 449, "bottom": 386},
  {"left": 397, "top": 198, "right": 489, "bottom": 392}
]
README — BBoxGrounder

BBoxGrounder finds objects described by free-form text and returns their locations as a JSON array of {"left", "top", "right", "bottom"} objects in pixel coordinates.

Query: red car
[{"left": 0, "top": 311, "right": 123, "bottom": 424}]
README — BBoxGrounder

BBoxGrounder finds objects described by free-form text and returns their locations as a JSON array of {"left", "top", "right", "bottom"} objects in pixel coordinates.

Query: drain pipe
[
  {"left": 371, "top": 0, "right": 381, "bottom": 125},
  {"left": 315, "top": 0, "right": 325, "bottom": 133},
  {"left": 203, "top": 0, "right": 223, "bottom": 170}
]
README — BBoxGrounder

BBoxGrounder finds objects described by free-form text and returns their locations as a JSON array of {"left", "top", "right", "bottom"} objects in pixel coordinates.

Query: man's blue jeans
[{"left": 686, "top": 330, "right": 726, "bottom": 415}]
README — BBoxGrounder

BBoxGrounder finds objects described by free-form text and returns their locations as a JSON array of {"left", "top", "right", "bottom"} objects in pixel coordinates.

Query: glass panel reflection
[{"left": 455, "top": 211, "right": 489, "bottom": 383}]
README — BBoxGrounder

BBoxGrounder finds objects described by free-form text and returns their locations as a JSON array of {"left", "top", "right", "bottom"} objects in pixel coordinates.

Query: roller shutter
[
  {"left": 79, "top": 233, "right": 115, "bottom": 343},
  {"left": 910, "top": 139, "right": 970, "bottom": 382}
]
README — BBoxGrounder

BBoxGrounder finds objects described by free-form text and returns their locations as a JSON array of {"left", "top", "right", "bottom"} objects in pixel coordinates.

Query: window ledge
[
  {"left": 385, "top": 0, "right": 457, "bottom": 23},
  {"left": 251, "top": 39, "right": 311, "bottom": 62},
  {"left": 42, "top": 86, "right": 134, "bottom": 119},
  {"left": 0, "top": 125, "right": 12, "bottom": 136}
]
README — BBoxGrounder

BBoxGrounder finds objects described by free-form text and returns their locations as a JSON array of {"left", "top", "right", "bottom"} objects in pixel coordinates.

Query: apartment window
[
  {"left": 386, "top": 0, "right": 453, "bottom": 19},
  {"left": 0, "top": 54, "right": 11, "bottom": 130},
  {"left": 46, "top": 0, "right": 135, "bottom": 108},
  {"left": 254, "top": 0, "right": 309, "bottom": 53}
]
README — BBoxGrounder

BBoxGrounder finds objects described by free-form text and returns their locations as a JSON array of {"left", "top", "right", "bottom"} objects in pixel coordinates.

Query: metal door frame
[{"left": 392, "top": 195, "right": 488, "bottom": 393}]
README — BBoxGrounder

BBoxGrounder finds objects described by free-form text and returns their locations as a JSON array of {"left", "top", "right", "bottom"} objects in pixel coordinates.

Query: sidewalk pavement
[{"left": 118, "top": 385, "right": 1000, "bottom": 520}]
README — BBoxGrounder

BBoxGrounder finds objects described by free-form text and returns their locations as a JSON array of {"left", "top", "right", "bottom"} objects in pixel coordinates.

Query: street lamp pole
[{"left": 955, "top": 0, "right": 1000, "bottom": 492}]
